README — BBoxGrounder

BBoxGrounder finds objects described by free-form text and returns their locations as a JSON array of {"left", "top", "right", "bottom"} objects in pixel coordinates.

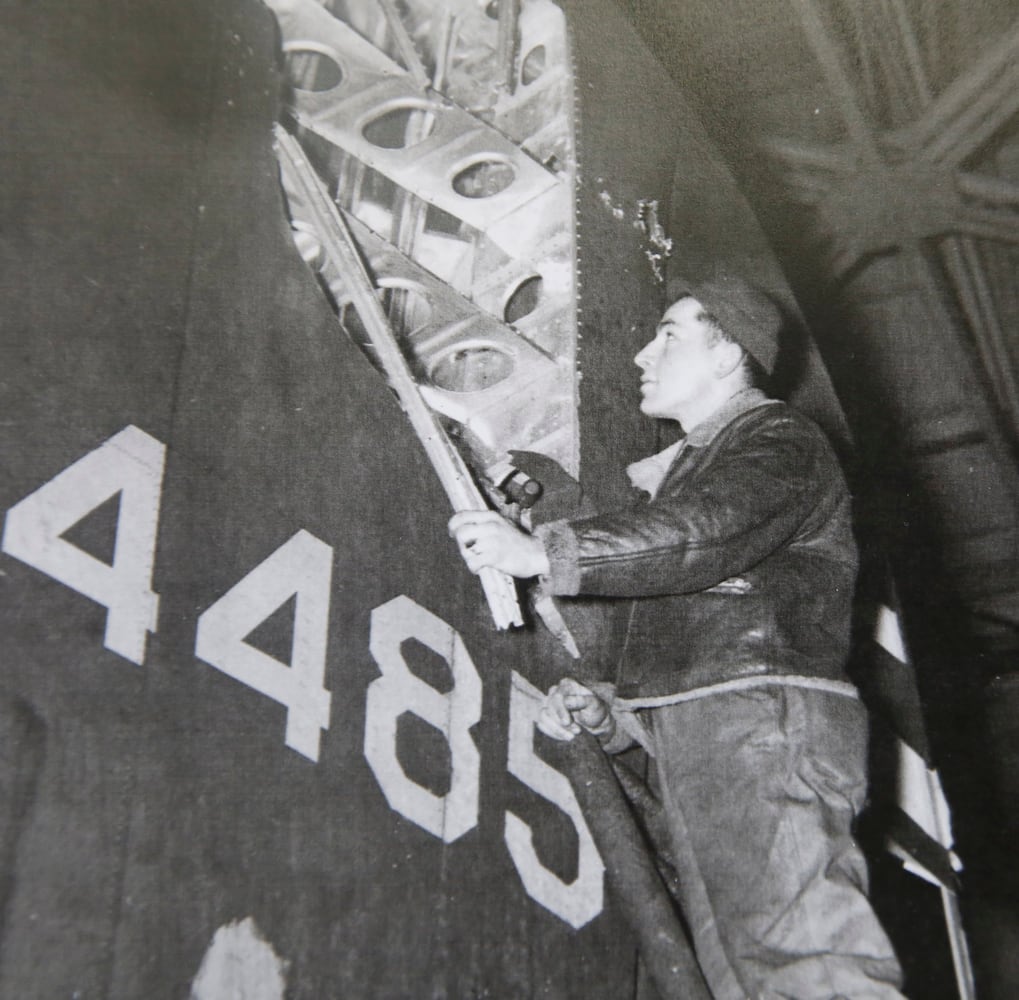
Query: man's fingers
[
  {"left": 448, "top": 510, "right": 503, "bottom": 537},
  {"left": 562, "top": 693, "right": 596, "bottom": 711},
  {"left": 537, "top": 719, "right": 576, "bottom": 742},
  {"left": 454, "top": 524, "right": 493, "bottom": 571},
  {"left": 537, "top": 707, "right": 580, "bottom": 742},
  {"left": 451, "top": 521, "right": 499, "bottom": 556},
  {"left": 558, "top": 677, "right": 594, "bottom": 698},
  {"left": 554, "top": 680, "right": 598, "bottom": 714},
  {"left": 460, "top": 548, "right": 487, "bottom": 574},
  {"left": 453, "top": 527, "right": 482, "bottom": 550},
  {"left": 456, "top": 532, "right": 482, "bottom": 554},
  {"left": 553, "top": 700, "right": 574, "bottom": 727},
  {"left": 449, "top": 512, "right": 546, "bottom": 580},
  {"left": 543, "top": 688, "right": 572, "bottom": 726},
  {"left": 540, "top": 676, "right": 609, "bottom": 740},
  {"left": 550, "top": 678, "right": 609, "bottom": 732}
]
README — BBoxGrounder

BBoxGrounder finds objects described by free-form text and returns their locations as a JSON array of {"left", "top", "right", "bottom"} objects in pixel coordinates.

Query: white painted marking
[
  {"left": 505, "top": 671, "right": 604, "bottom": 929},
  {"left": 875, "top": 604, "right": 907, "bottom": 663},
  {"left": 365, "top": 595, "right": 481, "bottom": 843},
  {"left": 190, "top": 917, "right": 287, "bottom": 1000},
  {"left": 2, "top": 425, "right": 164, "bottom": 664},
  {"left": 195, "top": 530, "right": 333, "bottom": 762}
]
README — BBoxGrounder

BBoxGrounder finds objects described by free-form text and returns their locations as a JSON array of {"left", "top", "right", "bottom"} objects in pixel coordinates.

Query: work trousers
[{"left": 646, "top": 685, "right": 906, "bottom": 1000}]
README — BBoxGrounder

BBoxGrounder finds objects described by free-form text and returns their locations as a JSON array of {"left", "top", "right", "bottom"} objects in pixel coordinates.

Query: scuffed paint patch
[
  {"left": 595, "top": 186, "right": 673, "bottom": 284},
  {"left": 634, "top": 199, "right": 673, "bottom": 284},
  {"left": 190, "top": 917, "right": 288, "bottom": 1000},
  {"left": 597, "top": 188, "right": 626, "bottom": 220}
]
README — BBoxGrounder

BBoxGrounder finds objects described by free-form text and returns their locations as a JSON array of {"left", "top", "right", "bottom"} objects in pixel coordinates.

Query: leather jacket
[{"left": 536, "top": 391, "right": 859, "bottom": 702}]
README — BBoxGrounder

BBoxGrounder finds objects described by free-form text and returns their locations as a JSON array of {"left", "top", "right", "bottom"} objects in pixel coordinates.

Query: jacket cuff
[
  {"left": 533, "top": 519, "right": 582, "bottom": 595},
  {"left": 598, "top": 718, "right": 637, "bottom": 755}
]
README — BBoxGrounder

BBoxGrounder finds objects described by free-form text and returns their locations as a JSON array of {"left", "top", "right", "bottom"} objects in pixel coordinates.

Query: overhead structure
[{"left": 763, "top": 0, "right": 1019, "bottom": 645}]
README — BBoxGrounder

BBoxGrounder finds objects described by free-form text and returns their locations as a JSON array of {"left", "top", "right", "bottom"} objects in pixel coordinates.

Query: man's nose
[{"left": 634, "top": 339, "right": 656, "bottom": 369}]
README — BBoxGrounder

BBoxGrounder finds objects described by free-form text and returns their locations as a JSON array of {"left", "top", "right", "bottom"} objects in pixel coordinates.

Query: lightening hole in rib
[
  {"left": 283, "top": 45, "right": 343, "bottom": 93},
  {"left": 363, "top": 106, "right": 437, "bottom": 150},
  {"left": 378, "top": 280, "right": 433, "bottom": 336},
  {"left": 504, "top": 275, "right": 543, "bottom": 324},
  {"left": 452, "top": 159, "right": 516, "bottom": 199},
  {"left": 521, "top": 45, "right": 546, "bottom": 86},
  {"left": 424, "top": 203, "right": 464, "bottom": 236},
  {"left": 430, "top": 342, "right": 514, "bottom": 392}
]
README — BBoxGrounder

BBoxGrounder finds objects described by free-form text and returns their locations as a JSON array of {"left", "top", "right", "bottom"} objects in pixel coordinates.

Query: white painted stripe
[
  {"left": 887, "top": 837, "right": 945, "bottom": 889},
  {"left": 876, "top": 603, "right": 908, "bottom": 663},
  {"left": 896, "top": 736, "right": 957, "bottom": 854}
]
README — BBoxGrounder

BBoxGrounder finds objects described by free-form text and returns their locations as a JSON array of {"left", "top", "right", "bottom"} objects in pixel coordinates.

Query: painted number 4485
[{"left": 1, "top": 425, "right": 603, "bottom": 929}]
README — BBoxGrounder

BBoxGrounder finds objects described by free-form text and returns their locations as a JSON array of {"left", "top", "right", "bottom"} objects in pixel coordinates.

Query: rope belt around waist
[
  {"left": 615, "top": 673, "right": 860, "bottom": 711},
  {"left": 611, "top": 675, "right": 860, "bottom": 757}
]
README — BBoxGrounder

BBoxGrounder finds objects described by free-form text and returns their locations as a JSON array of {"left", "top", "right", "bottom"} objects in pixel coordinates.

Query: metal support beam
[
  {"left": 789, "top": 0, "right": 880, "bottom": 157},
  {"left": 939, "top": 237, "right": 1019, "bottom": 434},
  {"left": 902, "top": 17, "right": 1019, "bottom": 165},
  {"left": 378, "top": 0, "right": 430, "bottom": 89},
  {"left": 496, "top": 0, "right": 521, "bottom": 95}
]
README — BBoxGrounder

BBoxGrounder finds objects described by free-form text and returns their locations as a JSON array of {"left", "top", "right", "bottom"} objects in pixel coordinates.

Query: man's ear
[{"left": 713, "top": 339, "right": 745, "bottom": 378}]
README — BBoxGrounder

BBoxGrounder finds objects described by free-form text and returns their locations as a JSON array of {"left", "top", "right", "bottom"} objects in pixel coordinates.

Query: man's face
[{"left": 634, "top": 296, "right": 722, "bottom": 421}]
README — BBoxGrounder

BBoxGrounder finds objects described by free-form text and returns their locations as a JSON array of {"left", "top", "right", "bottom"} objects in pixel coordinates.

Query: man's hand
[
  {"left": 537, "top": 678, "right": 612, "bottom": 742},
  {"left": 448, "top": 510, "right": 550, "bottom": 579}
]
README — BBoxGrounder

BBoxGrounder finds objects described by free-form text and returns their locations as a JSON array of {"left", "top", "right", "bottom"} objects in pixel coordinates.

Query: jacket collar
[
  {"left": 626, "top": 388, "right": 775, "bottom": 497},
  {"left": 684, "top": 387, "right": 773, "bottom": 447}
]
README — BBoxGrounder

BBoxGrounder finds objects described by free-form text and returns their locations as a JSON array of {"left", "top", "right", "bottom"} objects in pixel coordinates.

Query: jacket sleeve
[{"left": 535, "top": 412, "right": 845, "bottom": 598}]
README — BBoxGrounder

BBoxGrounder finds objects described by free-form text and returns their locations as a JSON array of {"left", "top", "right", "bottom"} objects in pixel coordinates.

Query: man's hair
[{"left": 694, "top": 304, "right": 769, "bottom": 391}]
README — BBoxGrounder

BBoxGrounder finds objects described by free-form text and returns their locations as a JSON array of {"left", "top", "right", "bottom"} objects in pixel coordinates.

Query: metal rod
[
  {"left": 554, "top": 733, "right": 712, "bottom": 1000},
  {"left": 940, "top": 887, "right": 977, "bottom": 1000},
  {"left": 904, "top": 18, "right": 1019, "bottom": 162},
  {"left": 957, "top": 171, "right": 1019, "bottom": 210},
  {"left": 764, "top": 136, "right": 849, "bottom": 173},
  {"left": 954, "top": 209, "right": 1019, "bottom": 247},
  {"left": 378, "top": 0, "right": 430, "bottom": 89},
  {"left": 889, "top": 0, "right": 931, "bottom": 101},
  {"left": 872, "top": 0, "right": 920, "bottom": 123},
  {"left": 958, "top": 237, "right": 1019, "bottom": 420},
  {"left": 387, "top": 23, "right": 452, "bottom": 333},
  {"left": 920, "top": 241, "right": 1019, "bottom": 498},
  {"left": 925, "top": 765, "right": 978, "bottom": 1000},
  {"left": 913, "top": 15, "right": 1019, "bottom": 133},
  {"left": 432, "top": 11, "right": 457, "bottom": 94},
  {"left": 847, "top": 3, "right": 878, "bottom": 114},
  {"left": 789, "top": 0, "right": 879, "bottom": 157},
  {"left": 496, "top": 0, "right": 521, "bottom": 95},
  {"left": 937, "top": 239, "right": 1010, "bottom": 408},
  {"left": 925, "top": 62, "right": 1019, "bottom": 166}
]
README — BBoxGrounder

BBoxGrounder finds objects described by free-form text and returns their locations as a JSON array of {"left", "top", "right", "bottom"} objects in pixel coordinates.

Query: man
[{"left": 449, "top": 273, "right": 905, "bottom": 999}]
